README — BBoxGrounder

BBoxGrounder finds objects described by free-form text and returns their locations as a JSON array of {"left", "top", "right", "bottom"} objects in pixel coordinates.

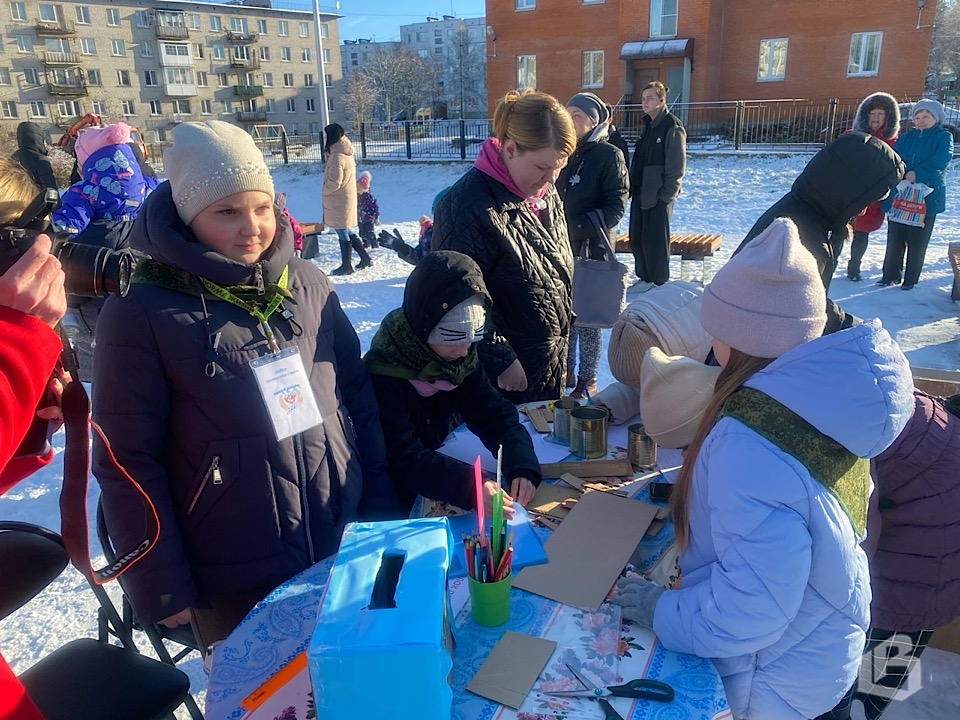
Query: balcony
[
  {"left": 230, "top": 55, "right": 260, "bottom": 70},
  {"left": 163, "top": 82, "right": 197, "bottom": 97},
  {"left": 235, "top": 85, "right": 264, "bottom": 97},
  {"left": 226, "top": 31, "right": 259, "bottom": 44},
  {"left": 42, "top": 51, "right": 81, "bottom": 66},
  {"left": 236, "top": 110, "right": 267, "bottom": 122},
  {"left": 159, "top": 52, "right": 194, "bottom": 68},
  {"left": 36, "top": 20, "right": 76, "bottom": 37},
  {"left": 156, "top": 25, "right": 189, "bottom": 40},
  {"left": 47, "top": 81, "right": 87, "bottom": 97}
]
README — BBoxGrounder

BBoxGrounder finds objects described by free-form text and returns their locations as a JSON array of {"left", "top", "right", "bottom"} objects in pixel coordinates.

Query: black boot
[
  {"left": 329, "top": 240, "right": 353, "bottom": 276},
  {"left": 351, "top": 233, "right": 373, "bottom": 270}
]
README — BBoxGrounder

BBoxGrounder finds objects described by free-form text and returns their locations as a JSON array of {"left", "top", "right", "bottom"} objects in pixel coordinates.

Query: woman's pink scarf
[{"left": 474, "top": 138, "right": 548, "bottom": 205}]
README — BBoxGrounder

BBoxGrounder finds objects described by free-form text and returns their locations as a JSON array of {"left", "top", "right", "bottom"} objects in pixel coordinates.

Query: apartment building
[
  {"left": 340, "top": 37, "right": 398, "bottom": 79},
  {"left": 485, "top": 0, "right": 936, "bottom": 109},
  {"left": 0, "top": 0, "right": 344, "bottom": 144}
]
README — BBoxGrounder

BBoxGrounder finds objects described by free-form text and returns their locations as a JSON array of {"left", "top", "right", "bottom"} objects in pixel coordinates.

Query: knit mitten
[{"left": 609, "top": 575, "right": 665, "bottom": 628}]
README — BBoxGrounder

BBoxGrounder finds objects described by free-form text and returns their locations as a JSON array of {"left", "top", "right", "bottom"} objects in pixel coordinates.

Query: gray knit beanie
[
  {"left": 427, "top": 295, "right": 486, "bottom": 345},
  {"left": 912, "top": 99, "right": 946, "bottom": 126},
  {"left": 701, "top": 218, "right": 826, "bottom": 358},
  {"left": 165, "top": 120, "right": 275, "bottom": 225},
  {"left": 566, "top": 93, "right": 609, "bottom": 126}
]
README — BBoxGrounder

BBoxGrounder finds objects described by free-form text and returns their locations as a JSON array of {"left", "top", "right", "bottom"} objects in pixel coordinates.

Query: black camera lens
[{"left": 55, "top": 242, "right": 132, "bottom": 299}]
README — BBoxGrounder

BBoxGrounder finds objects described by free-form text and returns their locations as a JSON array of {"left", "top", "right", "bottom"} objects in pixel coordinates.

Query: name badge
[{"left": 250, "top": 346, "right": 323, "bottom": 441}]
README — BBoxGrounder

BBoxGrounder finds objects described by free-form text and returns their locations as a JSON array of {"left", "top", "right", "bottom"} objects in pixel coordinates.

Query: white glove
[{"left": 609, "top": 575, "right": 665, "bottom": 628}]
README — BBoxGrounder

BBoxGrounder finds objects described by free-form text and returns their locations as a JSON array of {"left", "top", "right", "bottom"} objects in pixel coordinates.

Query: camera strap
[{"left": 59, "top": 377, "right": 160, "bottom": 585}]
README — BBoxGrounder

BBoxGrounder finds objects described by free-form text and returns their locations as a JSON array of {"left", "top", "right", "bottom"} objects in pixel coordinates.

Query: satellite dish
[{"left": 485, "top": 25, "right": 496, "bottom": 41}]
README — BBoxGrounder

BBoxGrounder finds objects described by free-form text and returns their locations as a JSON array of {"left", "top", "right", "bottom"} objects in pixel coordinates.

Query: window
[
  {"left": 135, "top": 10, "right": 150, "bottom": 28},
  {"left": 517, "top": 54, "right": 536, "bottom": 89},
  {"left": 581, "top": 50, "right": 603, "bottom": 88},
  {"left": 218, "top": 72, "right": 228, "bottom": 87},
  {"left": 155, "top": 128, "right": 166, "bottom": 143},
  {"left": 23, "top": 68, "right": 38, "bottom": 85},
  {"left": 320, "top": 23, "right": 328, "bottom": 38},
  {"left": 417, "top": 32, "right": 425, "bottom": 42},
  {"left": 92, "top": 100, "right": 106, "bottom": 114},
  {"left": 38, "top": 4, "right": 57, "bottom": 22},
  {"left": 299, "top": 21, "right": 309, "bottom": 38},
  {"left": 848, "top": 32, "right": 882, "bottom": 77},
  {"left": 121, "top": 100, "right": 135, "bottom": 116},
  {"left": 1, "top": 101, "right": 17, "bottom": 119},
  {"left": 143, "top": 70, "right": 158, "bottom": 86},
  {"left": 262, "top": 72, "right": 273, "bottom": 87},
  {"left": 435, "top": 47, "right": 443, "bottom": 54},
  {"left": 165, "top": 67, "right": 192, "bottom": 85},
  {"left": 201, "top": 99, "right": 212, "bottom": 115},
  {"left": 213, "top": 44, "right": 224, "bottom": 60},
  {"left": 649, "top": 0, "right": 677, "bottom": 38},
  {"left": 86, "top": 68, "right": 101, "bottom": 86},
  {"left": 210, "top": 16, "right": 222, "bottom": 32},
  {"left": 278, "top": 20, "right": 288, "bottom": 36},
  {"left": 256, "top": 19, "right": 267, "bottom": 34},
  {"left": 306, "top": 97, "right": 316, "bottom": 112},
  {"left": 141, "top": 41, "right": 154, "bottom": 58},
  {"left": 265, "top": 98, "right": 276, "bottom": 113},
  {"left": 435, "top": 37, "right": 443, "bottom": 45},
  {"left": 29, "top": 101, "right": 47, "bottom": 118},
  {"left": 323, "top": 48, "right": 331, "bottom": 63},
  {"left": 221, "top": 100, "right": 232, "bottom": 114},
  {"left": 286, "top": 98, "right": 296, "bottom": 113},
  {"left": 281, "top": 47, "right": 291, "bottom": 62},
  {"left": 80, "top": 38, "right": 96, "bottom": 55},
  {"left": 757, "top": 38, "right": 787, "bottom": 81},
  {"left": 283, "top": 73, "right": 294, "bottom": 87},
  {"left": 106, "top": 8, "right": 119, "bottom": 26},
  {"left": 309, "top": 122, "right": 320, "bottom": 133},
  {"left": 301, "top": 47, "right": 311, "bottom": 62},
  {"left": 516, "top": 0, "right": 535, "bottom": 8},
  {"left": 327, "top": 97, "right": 333, "bottom": 113},
  {"left": 111, "top": 39, "right": 125, "bottom": 56},
  {"left": 149, "top": 100, "right": 162, "bottom": 115},
  {"left": 10, "top": 2, "right": 26, "bottom": 21},
  {"left": 189, "top": 14, "right": 200, "bottom": 30},
  {"left": 196, "top": 70, "right": 208, "bottom": 86},
  {"left": 325, "top": 73, "right": 333, "bottom": 88},
  {"left": 75, "top": 6, "right": 90, "bottom": 24},
  {"left": 230, "top": 17, "right": 247, "bottom": 34},
  {"left": 259, "top": 46, "right": 269, "bottom": 61},
  {"left": 15, "top": 35, "right": 32, "bottom": 53},
  {"left": 0, "top": 68, "right": 9, "bottom": 85},
  {"left": 56, "top": 100, "right": 80, "bottom": 117},
  {"left": 172, "top": 99, "right": 190, "bottom": 114},
  {"left": 44, "top": 37, "right": 69, "bottom": 53},
  {"left": 194, "top": 43, "right": 204, "bottom": 59},
  {"left": 304, "top": 73, "right": 314, "bottom": 87},
  {"left": 117, "top": 69, "right": 130, "bottom": 86}
]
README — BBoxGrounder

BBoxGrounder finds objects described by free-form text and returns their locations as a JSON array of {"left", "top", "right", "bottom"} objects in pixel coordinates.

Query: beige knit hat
[
  {"left": 608, "top": 317, "right": 661, "bottom": 388},
  {"left": 164, "top": 120, "right": 275, "bottom": 225},
  {"left": 640, "top": 347, "right": 722, "bottom": 449}
]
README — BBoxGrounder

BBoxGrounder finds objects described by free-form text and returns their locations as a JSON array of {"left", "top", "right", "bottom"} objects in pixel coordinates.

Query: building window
[
  {"left": 304, "top": 73, "right": 314, "bottom": 87},
  {"left": 10, "top": 2, "right": 26, "bottom": 21},
  {"left": 1, "top": 101, "right": 17, "bottom": 118},
  {"left": 92, "top": 100, "right": 106, "bottom": 114},
  {"left": 194, "top": 43, "right": 204, "bottom": 59},
  {"left": 44, "top": 37, "right": 70, "bottom": 54},
  {"left": 286, "top": 98, "right": 296, "bottom": 112},
  {"left": 650, "top": 0, "right": 677, "bottom": 38},
  {"left": 278, "top": 20, "right": 288, "bottom": 37},
  {"left": 86, "top": 68, "right": 101, "bottom": 86},
  {"left": 149, "top": 100, "right": 162, "bottom": 115},
  {"left": 144, "top": 70, "right": 157, "bottom": 86},
  {"left": 283, "top": 73, "right": 294, "bottom": 87},
  {"left": 301, "top": 47, "right": 311, "bottom": 62},
  {"left": 435, "top": 37, "right": 443, "bottom": 45},
  {"left": 309, "top": 122, "right": 319, "bottom": 133},
  {"left": 121, "top": 100, "right": 135, "bottom": 116},
  {"left": 210, "top": 16, "right": 222, "bottom": 32},
  {"left": 106, "top": 8, "right": 119, "bottom": 26},
  {"left": 306, "top": 97, "right": 316, "bottom": 112},
  {"left": 0, "top": 68, "right": 9, "bottom": 85},
  {"left": 757, "top": 38, "right": 788, "bottom": 81},
  {"left": 196, "top": 71, "right": 208, "bottom": 87},
  {"left": 80, "top": 38, "right": 96, "bottom": 55},
  {"left": 189, "top": 14, "right": 200, "bottom": 30},
  {"left": 201, "top": 99, "right": 212, "bottom": 115},
  {"left": 218, "top": 72, "right": 229, "bottom": 87},
  {"left": 23, "top": 68, "right": 38, "bottom": 85},
  {"left": 257, "top": 73, "right": 270, "bottom": 88},
  {"left": 581, "top": 50, "right": 603, "bottom": 88},
  {"left": 15, "top": 35, "right": 32, "bottom": 53},
  {"left": 416, "top": 32, "right": 426, "bottom": 41},
  {"left": 516, "top": 0, "right": 535, "bottom": 8},
  {"left": 323, "top": 48, "right": 331, "bottom": 63},
  {"left": 38, "top": 4, "right": 56, "bottom": 22},
  {"left": 517, "top": 54, "right": 536, "bottom": 89},
  {"left": 230, "top": 17, "right": 247, "bottom": 34},
  {"left": 141, "top": 41, "right": 154, "bottom": 58},
  {"left": 164, "top": 67, "right": 192, "bottom": 85},
  {"left": 260, "top": 46, "right": 269, "bottom": 61},
  {"left": 281, "top": 47, "right": 291, "bottom": 62},
  {"left": 135, "top": 10, "right": 149, "bottom": 28},
  {"left": 56, "top": 100, "right": 80, "bottom": 117},
  {"left": 299, "top": 21, "right": 309, "bottom": 38},
  {"left": 327, "top": 97, "right": 334, "bottom": 113},
  {"left": 172, "top": 99, "right": 190, "bottom": 114},
  {"left": 116, "top": 69, "right": 129, "bottom": 86},
  {"left": 325, "top": 73, "right": 332, "bottom": 88},
  {"left": 320, "top": 23, "right": 328, "bottom": 38},
  {"left": 111, "top": 39, "right": 125, "bottom": 56},
  {"left": 221, "top": 100, "right": 232, "bottom": 114},
  {"left": 213, "top": 44, "right": 224, "bottom": 60},
  {"left": 29, "top": 101, "right": 47, "bottom": 118},
  {"left": 265, "top": 98, "right": 276, "bottom": 113},
  {"left": 848, "top": 32, "right": 882, "bottom": 77},
  {"left": 75, "top": 6, "right": 90, "bottom": 24}
]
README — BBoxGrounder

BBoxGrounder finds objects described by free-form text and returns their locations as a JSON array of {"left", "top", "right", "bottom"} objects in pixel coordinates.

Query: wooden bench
[
  {"left": 299, "top": 222, "right": 325, "bottom": 260},
  {"left": 615, "top": 232, "right": 723, "bottom": 285}
]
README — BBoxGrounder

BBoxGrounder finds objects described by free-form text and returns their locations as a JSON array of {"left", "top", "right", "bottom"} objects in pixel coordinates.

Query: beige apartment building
[{"left": 0, "top": 0, "right": 343, "bottom": 145}]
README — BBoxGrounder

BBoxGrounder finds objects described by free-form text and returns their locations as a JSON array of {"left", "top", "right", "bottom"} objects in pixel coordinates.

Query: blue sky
[{"left": 319, "top": 1, "right": 486, "bottom": 43}]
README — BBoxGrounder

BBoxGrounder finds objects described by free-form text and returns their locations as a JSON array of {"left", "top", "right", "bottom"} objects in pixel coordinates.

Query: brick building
[
  {"left": 484, "top": 0, "right": 936, "bottom": 109},
  {"left": 0, "top": 0, "right": 344, "bottom": 144}
]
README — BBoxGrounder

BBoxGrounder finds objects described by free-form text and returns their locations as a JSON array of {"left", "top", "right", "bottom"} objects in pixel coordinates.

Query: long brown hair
[
  {"left": 492, "top": 89, "right": 576, "bottom": 156},
  {"left": 671, "top": 348, "right": 774, "bottom": 550}
]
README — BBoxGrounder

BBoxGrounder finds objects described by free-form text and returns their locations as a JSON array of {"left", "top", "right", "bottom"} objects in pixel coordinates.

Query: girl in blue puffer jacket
[{"left": 612, "top": 217, "right": 914, "bottom": 719}]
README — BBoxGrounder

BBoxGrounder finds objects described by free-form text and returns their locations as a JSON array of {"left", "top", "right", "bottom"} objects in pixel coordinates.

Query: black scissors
[{"left": 544, "top": 664, "right": 674, "bottom": 720}]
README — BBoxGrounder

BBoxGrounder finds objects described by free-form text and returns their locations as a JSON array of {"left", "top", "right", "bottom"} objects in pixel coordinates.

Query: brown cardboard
[
  {"left": 526, "top": 407, "right": 551, "bottom": 433},
  {"left": 514, "top": 491, "right": 658, "bottom": 610},
  {"left": 466, "top": 631, "right": 557, "bottom": 708},
  {"left": 929, "top": 617, "right": 960, "bottom": 654},
  {"left": 528, "top": 483, "right": 580, "bottom": 517},
  {"left": 540, "top": 458, "right": 634, "bottom": 479}
]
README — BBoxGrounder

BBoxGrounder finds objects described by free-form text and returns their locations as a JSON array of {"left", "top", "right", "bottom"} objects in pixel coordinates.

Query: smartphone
[{"left": 648, "top": 482, "right": 674, "bottom": 502}]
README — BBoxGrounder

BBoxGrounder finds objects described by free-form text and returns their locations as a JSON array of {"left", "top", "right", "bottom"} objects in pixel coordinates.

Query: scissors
[{"left": 544, "top": 664, "right": 674, "bottom": 720}]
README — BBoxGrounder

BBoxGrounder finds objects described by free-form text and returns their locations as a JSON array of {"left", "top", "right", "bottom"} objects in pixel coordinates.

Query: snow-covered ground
[{"left": 2, "top": 153, "right": 958, "bottom": 719}]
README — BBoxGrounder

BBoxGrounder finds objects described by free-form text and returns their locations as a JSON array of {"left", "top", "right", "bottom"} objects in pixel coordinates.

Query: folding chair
[
  {"left": 0, "top": 521, "right": 191, "bottom": 720},
  {"left": 94, "top": 500, "right": 204, "bottom": 720}
]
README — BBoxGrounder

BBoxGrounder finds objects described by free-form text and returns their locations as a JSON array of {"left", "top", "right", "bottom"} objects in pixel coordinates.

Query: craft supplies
[
  {"left": 569, "top": 406, "right": 609, "bottom": 459},
  {"left": 628, "top": 423, "right": 658, "bottom": 469}
]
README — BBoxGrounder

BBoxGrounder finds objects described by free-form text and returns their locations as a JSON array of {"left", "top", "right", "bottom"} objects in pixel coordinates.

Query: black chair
[
  {"left": 0, "top": 521, "right": 191, "bottom": 720},
  {"left": 94, "top": 500, "right": 204, "bottom": 720}
]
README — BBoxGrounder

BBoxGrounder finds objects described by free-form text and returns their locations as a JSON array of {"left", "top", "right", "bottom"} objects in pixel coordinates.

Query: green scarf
[
  {"left": 364, "top": 308, "right": 478, "bottom": 385},
  {"left": 722, "top": 386, "right": 869, "bottom": 539},
  {"left": 131, "top": 258, "right": 294, "bottom": 310}
]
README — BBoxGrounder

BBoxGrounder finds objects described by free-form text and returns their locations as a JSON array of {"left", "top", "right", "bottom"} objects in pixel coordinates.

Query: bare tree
[
  {"left": 447, "top": 25, "right": 486, "bottom": 118},
  {"left": 927, "top": 0, "right": 960, "bottom": 100},
  {"left": 364, "top": 45, "right": 439, "bottom": 120},
  {"left": 342, "top": 69, "right": 378, "bottom": 129}
]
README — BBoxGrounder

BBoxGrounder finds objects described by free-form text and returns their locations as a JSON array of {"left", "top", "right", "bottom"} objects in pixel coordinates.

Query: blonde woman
[
  {"left": 323, "top": 123, "right": 371, "bottom": 275},
  {"left": 433, "top": 89, "right": 577, "bottom": 402}
]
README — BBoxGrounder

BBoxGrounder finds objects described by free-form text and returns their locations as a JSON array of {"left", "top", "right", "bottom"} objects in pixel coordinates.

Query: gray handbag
[{"left": 571, "top": 211, "right": 629, "bottom": 328}]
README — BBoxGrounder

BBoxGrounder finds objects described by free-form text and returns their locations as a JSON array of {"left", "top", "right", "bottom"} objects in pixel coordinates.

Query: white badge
[{"left": 250, "top": 346, "right": 323, "bottom": 441}]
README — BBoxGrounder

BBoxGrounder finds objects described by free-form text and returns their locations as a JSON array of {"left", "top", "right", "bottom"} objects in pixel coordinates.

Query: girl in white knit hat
[{"left": 611, "top": 217, "right": 915, "bottom": 719}]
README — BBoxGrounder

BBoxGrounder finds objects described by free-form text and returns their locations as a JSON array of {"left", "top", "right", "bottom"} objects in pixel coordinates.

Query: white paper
[{"left": 250, "top": 347, "right": 323, "bottom": 441}]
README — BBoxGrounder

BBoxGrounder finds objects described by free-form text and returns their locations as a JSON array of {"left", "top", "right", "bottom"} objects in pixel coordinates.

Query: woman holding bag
[
  {"left": 878, "top": 99, "right": 953, "bottom": 290},
  {"left": 557, "top": 93, "right": 629, "bottom": 399}
]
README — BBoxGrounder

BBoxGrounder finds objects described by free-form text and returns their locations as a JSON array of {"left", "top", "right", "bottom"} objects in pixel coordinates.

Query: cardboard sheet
[
  {"left": 514, "top": 491, "right": 658, "bottom": 610},
  {"left": 466, "top": 631, "right": 557, "bottom": 709},
  {"left": 528, "top": 482, "right": 580, "bottom": 517}
]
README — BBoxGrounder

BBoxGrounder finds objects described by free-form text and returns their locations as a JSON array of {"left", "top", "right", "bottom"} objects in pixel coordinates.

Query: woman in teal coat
[{"left": 878, "top": 99, "right": 953, "bottom": 290}]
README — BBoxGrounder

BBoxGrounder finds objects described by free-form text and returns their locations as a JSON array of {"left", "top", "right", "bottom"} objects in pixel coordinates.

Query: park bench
[
  {"left": 615, "top": 232, "right": 723, "bottom": 285},
  {"left": 299, "top": 222, "right": 325, "bottom": 260}
]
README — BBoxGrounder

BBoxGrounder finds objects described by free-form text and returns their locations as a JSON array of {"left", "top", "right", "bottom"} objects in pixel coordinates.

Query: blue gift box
[{"left": 308, "top": 518, "right": 454, "bottom": 718}]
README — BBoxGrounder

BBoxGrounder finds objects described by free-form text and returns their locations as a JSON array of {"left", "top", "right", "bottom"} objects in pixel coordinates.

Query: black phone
[{"left": 648, "top": 482, "right": 674, "bottom": 502}]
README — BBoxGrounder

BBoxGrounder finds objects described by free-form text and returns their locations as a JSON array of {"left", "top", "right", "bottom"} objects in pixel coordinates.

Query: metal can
[
  {"left": 552, "top": 396, "right": 577, "bottom": 445},
  {"left": 628, "top": 423, "right": 657, "bottom": 469},
  {"left": 569, "top": 406, "right": 609, "bottom": 459}
]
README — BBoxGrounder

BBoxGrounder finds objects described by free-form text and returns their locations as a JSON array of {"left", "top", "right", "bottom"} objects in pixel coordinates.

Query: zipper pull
[
  {"left": 211, "top": 456, "right": 222, "bottom": 485},
  {"left": 255, "top": 263, "right": 265, "bottom": 295}
]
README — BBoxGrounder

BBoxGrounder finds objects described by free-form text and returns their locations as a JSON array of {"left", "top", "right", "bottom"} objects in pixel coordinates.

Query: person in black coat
[
  {"left": 557, "top": 93, "right": 629, "bottom": 399},
  {"left": 605, "top": 103, "right": 631, "bottom": 166},
  {"left": 11, "top": 121, "right": 57, "bottom": 192},
  {"left": 365, "top": 251, "right": 542, "bottom": 515}
]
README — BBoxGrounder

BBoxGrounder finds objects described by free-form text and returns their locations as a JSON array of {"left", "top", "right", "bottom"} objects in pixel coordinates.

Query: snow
[{"left": 1, "top": 153, "right": 958, "bottom": 718}]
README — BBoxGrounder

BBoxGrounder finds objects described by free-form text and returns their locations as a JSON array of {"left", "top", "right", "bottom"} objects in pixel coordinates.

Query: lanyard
[{"left": 199, "top": 265, "right": 289, "bottom": 354}]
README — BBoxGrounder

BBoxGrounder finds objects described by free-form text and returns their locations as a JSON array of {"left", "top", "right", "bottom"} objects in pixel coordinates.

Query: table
[{"left": 206, "top": 481, "right": 730, "bottom": 720}]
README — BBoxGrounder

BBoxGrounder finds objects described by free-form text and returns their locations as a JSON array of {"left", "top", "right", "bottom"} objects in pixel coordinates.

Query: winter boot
[
  {"left": 329, "top": 240, "right": 354, "bottom": 276},
  {"left": 351, "top": 233, "right": 373, "bottom": 270},
  {"left": 949, "top": 242, "right": 960, "bottom": 302}
]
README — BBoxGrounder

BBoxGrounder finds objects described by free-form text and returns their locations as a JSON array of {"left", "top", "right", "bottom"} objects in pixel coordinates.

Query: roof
[{"left": 620, "top": 38, "right": 694, "bottom": 60}]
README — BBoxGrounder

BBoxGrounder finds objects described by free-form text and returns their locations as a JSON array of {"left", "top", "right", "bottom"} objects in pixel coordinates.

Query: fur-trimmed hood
[{"left": 852, "top": 92, "right": 900, "bottom": 142}]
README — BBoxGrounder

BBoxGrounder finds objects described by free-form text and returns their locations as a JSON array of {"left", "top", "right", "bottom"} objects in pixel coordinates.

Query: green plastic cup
[{"left": 468, "top": 575, "right": 512, "bottom": 627}]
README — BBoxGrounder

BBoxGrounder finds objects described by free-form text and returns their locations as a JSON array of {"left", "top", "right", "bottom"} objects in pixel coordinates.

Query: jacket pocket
[{"left": 640, "top": 166, "right": 665, "bottom": 210}]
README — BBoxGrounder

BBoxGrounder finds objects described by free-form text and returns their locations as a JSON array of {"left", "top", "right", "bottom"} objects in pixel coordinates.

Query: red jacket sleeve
[
  {"left": 0, "top": 651, "right": 44, "bottom": 720},
  {"left": 0, "top": 306, "right": 61, "bottom": 494}
]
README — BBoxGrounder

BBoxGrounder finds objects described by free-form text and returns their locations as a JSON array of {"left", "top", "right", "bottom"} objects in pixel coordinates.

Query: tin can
[
  {"left": 569, "top": 406, "right": 608, "bottom": 459},
  {"left": 628, "top": 423, "right": 657, "bottom": 469},
  {"left": 552, "top": 396, "right": 577, "bottom": 445}
]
